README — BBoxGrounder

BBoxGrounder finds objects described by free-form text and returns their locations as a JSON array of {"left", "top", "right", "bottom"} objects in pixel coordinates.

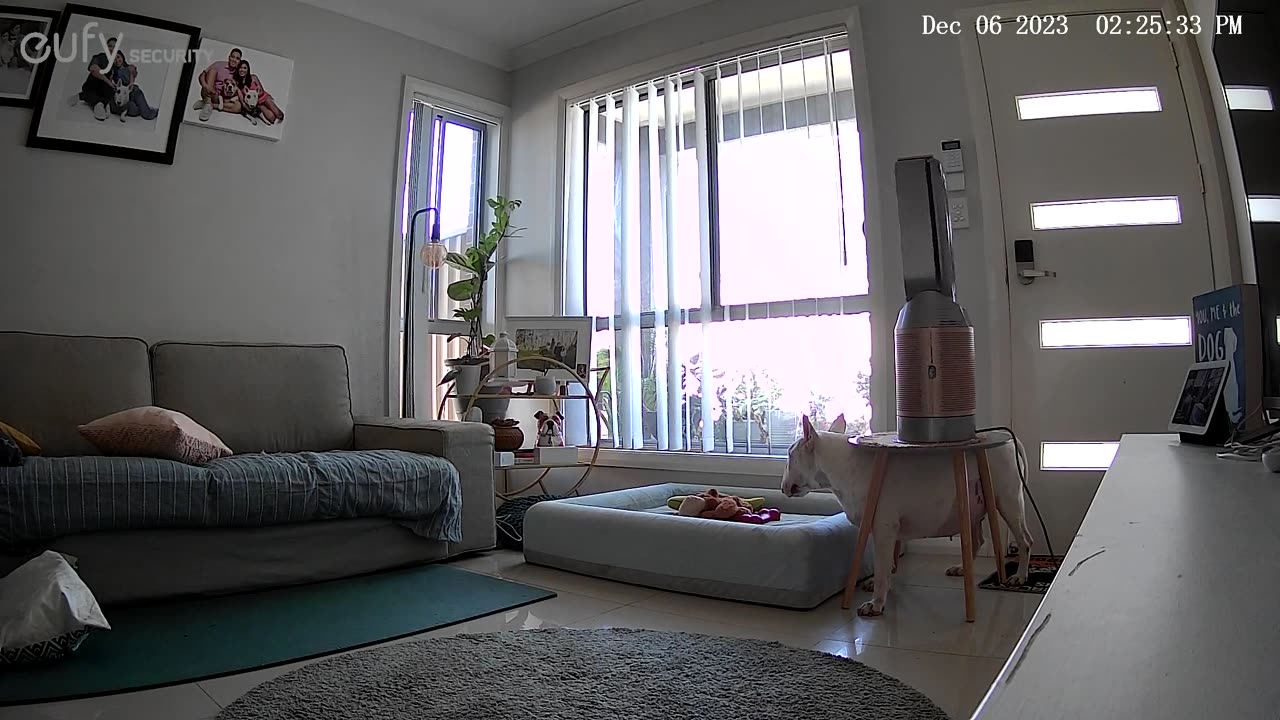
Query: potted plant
[{"left": 439, "top": 196, "right": 522, "bottom": 413}]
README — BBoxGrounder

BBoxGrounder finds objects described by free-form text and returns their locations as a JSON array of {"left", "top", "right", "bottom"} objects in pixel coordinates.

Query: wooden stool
[{"left": 844, "top": 430, "right": 1013, "bottom": 622}]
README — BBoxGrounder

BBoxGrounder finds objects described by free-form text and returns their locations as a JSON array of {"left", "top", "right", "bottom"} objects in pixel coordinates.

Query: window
[
  {"left": 1247, "top": 196, "right": 1280, "bottom": 223},
  {"left": 395, "top": 88, "right": 500, "bottom": 419},
  {"left": 1016, "top": 87, "right": 1162, "bottom": 120},
  {"left": 562, "top": 33, "right": 873, "bottom": 455},
  {"left": 1039, "top": 317, "right": 1192, "bottom": 349},
  {"left": 1041, "top": 442, "right": 1119, "bottom": 471},
  {"left": 1225, "top": 86, "right": 1274, "bottom": 111},
  {"left": 1030, "top": 196, "right": 1182, "bottom": 230}
]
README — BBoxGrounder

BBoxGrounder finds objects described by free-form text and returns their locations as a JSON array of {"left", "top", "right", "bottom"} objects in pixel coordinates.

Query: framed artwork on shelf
[
  {"left": 182, "top": 38, "right": 292, "bottom": 142},
  {"left": 0, "top": 5, "right": 59, "bottom": 107},
  {"left": 505, "top": 316, "right": 593, "bottom": 379},
  {"left": 26, "top": 4, "right": 200, "bottom": 164}
]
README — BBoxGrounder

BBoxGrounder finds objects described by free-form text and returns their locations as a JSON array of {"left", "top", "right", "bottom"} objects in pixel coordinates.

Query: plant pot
[
  {"left": 451, "top": 363, "right": 485, "bottom": 397},
  {"left": 471, "top": 387, "right": 512, "bottom": 423},
  {"left": 491, "top": 421, "right": 524, "bottom": 452}
]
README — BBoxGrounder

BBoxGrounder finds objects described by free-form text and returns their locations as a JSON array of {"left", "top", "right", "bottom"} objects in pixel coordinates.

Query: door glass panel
[
  {"left": 1040, "top": 317, "right": 1192, "bottom": 348},
  {"left": 1041, "top": 442, "right": 1119, "bottom": 471},
  {"left": 1017, "top": 87, "right": 1161, "bottom": 120},
  {"left": 1031, "top": 196, "right": 1181, "bottom": 230},
  {"left": 1247, "top": 196, "right": 1280, "bottom": 223},
  {"left": 1225, "top": 86, "right": 1274, "bottom": 111}
]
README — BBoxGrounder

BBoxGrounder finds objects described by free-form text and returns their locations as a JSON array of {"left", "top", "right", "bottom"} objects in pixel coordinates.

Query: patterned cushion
[
  {"left": 0, "top": 428, "right": 21, "bottom": 467},
  {"left": 79, "top": 406, "right": 233, "bottom": 465},
  {"left": 0, "top": 421, "right": 40, "bottom": 456},
  {"left": 0, "top": 627, "right": 90, "bottom": 665}
]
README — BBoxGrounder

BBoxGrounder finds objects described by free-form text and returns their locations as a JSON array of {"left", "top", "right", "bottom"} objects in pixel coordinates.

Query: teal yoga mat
[{"left": 0, "top": 564, "right": 555, "bottom": 706}]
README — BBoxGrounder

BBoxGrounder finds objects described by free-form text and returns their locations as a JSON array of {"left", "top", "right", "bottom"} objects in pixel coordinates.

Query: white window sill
[{"left": 590, "top": 448, "right": 787, "bottom": 477}]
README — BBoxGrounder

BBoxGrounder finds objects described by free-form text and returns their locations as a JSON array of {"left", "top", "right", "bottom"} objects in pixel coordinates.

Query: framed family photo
[
  {"left": 0, "top": 5, "right": 58, "bottom": 107},
  {"left": 506, "top": 316, "right": 594, "bottom": 378},
  {"left": 183, "top": 38, "right": 292, "bottom": 142},
  {"left": 26, "top": 4, "right": 199, "bottom": 164}
]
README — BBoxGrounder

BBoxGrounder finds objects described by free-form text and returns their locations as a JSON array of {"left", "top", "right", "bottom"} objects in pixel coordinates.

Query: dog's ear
[
  {"left": 828, "top": 414, "right": 847, "bottom": 434},
  {"left": 801, "top": 415, "right": 814, "bottom": 442}
]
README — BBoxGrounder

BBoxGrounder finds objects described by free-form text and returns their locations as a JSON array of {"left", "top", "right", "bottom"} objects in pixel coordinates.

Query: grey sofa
[{"left": 0, "top": 332, "right": 495, "bottom": 605}]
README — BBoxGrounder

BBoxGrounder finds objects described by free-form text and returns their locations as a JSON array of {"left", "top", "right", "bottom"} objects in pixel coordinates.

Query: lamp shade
[{"left": 420, "top": 242, "right": 448, "bottom": 268}]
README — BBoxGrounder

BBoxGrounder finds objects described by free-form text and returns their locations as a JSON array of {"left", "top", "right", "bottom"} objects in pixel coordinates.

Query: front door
[{"left": 977, "top": 10, "right": 1217, "bottom": 553}]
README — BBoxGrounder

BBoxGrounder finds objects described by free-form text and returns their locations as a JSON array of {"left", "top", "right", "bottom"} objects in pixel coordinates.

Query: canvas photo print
[
  {"left": 184, "top": 38, "right": 291, "bottom": 141},
  {"left": 0, "top": 6, "right": 58, "bottom": 106},
  {"left": 26, "top": 5, "right": 200, "bottom": 163},
  {"left": 515, "top": 329, "right": 581, "bottom": 373}
]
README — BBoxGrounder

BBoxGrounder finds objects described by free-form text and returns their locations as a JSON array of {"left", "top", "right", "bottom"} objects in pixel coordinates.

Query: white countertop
[{"left": 972, "top": 434, "right": 1280, "bottom": 720}]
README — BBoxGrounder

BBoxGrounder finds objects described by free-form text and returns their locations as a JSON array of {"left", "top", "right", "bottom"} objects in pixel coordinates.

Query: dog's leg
[
  {"left": 946, "top": 524, "right": 986, "bottom": 576},
  {"left": 858, "top": 520, "right": 900, "bottom": 617},
  {"left": 862, "top": 536, "right": 902, "bottom": 590},
  {"left": 990, "top": 440, "right": 1034, "bottom": 585}
]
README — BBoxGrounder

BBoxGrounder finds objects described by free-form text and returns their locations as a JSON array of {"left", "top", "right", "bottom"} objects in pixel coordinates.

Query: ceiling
[{"left": 297, "top": 0, "right": 717, "bottom": 70}]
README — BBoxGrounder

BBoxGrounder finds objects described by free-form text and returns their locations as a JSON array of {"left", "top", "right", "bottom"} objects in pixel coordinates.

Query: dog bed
[{"left": 522, "top": 484, "right": 873, "bottom": 609}]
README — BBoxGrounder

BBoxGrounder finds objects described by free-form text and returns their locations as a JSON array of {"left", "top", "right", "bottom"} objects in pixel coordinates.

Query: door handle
[
  {"left": 1014, "top": 238, "right": 1055, "bottom": 285},
  {"left": 1017, "top": 269, "right": 1057, "bottom": 280}
]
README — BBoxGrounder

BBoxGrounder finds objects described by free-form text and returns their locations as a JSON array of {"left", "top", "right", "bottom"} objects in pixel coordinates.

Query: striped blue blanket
[{"left": 0, "top": 450, "right": 462, "bottom": 549}]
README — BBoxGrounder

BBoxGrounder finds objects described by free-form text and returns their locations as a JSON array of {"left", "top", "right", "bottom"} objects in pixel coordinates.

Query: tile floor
[{"left": 3, "top": 549, "right": 1038, "bottom": 720}]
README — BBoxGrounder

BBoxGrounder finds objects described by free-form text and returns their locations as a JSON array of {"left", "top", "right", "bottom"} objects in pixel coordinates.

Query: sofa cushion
[
  {"left": 151, "top": 343, "right": 354, "bottom": 453},
  {"left": 79, "top": 406, "right": 233, "bottom": 464},
  {"left": 0, "top": 333, "right": 153, "bottom": 457}
]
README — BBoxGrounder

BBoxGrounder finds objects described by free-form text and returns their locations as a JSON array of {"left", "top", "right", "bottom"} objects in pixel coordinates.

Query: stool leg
[
  {"left": 952, "top": 451, "right": 976, "bottom": 623},
  {"left": 842, "top": 449, "right": 888, "bottom": 610},
  {"left": 976, "top": 448, "right": 1007, "bottom": 585}
]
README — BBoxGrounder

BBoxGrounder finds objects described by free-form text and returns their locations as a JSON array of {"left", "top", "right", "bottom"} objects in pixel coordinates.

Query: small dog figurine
[
  {"left": 782, "top": 415, "right": 1034, "bottom": 617},
  {"left": 534, "top": 411, "right": 565, "bottom": 448}
]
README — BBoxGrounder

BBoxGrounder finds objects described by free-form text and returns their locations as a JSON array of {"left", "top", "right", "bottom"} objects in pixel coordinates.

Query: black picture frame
[
  {"left": 0, "top": 4, "right": 60, "bottom": 108},
  {"left": 25, "top": 4, "right": 200, "bottom": 164}
]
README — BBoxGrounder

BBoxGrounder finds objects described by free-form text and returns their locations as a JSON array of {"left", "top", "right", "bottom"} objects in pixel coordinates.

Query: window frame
[
  {"left": 388, "top": 76, "right": 509, "bottom": 418},
  {"left": 560, "top": 25, "right": 887, "bottom": 456}
]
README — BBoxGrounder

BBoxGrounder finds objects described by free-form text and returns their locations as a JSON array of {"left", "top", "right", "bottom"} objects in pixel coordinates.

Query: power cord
[{"left": 977, "top": 426, "right": 1058, "bottom": 561}]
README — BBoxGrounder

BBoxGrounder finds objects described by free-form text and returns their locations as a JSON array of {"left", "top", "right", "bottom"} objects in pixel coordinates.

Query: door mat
[{"left": 977, "top": 555, "right": 1061, "bottom": 595}]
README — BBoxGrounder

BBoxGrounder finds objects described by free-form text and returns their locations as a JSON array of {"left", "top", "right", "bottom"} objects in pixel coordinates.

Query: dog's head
[
  {"left": 781, "top": 414, "right": 848, "bottom": 497},
  {"left": 243, "top": 89, "right": 258, "bottom": 108},
  {"left": 114, "top": 84, "right": 130, "bottom": 105}
]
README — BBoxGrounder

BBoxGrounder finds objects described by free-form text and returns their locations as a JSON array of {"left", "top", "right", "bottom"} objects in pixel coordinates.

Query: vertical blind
[{"left": 562, "top": 33, "right": 874, "bottom": 454}]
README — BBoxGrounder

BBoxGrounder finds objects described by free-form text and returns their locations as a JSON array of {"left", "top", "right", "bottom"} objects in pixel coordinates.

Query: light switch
[{"left": 949, "top": 197, "right": 970, "bottom": 229}]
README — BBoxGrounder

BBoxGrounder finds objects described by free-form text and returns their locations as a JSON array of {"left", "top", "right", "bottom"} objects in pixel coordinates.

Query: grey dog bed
[{"left": 523, "top": 484, "right": 873, "bottom": 608}]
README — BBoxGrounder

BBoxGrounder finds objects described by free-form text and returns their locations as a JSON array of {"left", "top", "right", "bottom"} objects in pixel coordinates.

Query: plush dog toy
[{"left": 675, "top": 489, "right": 754, "bottom": 519}]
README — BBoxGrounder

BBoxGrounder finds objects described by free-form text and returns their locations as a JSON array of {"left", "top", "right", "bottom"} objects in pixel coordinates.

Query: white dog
[
  {"left": 782, "top": 415, "right": 1034, "bottom": 617},
  {"left": 241, "top": 88, "right": 261, "bottom": 125},
  {"left": 113, "top": 83, "right": 131, "bottom": 123}
]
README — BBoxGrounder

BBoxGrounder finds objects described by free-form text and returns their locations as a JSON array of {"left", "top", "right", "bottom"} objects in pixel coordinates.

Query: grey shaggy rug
[{"left": 217, "top": 628, "right": 948, "bottom": 720}]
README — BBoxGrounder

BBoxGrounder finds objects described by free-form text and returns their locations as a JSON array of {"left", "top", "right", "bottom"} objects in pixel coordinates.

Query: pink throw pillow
[{"left": 79, "top": 406, "right": 233, "bottom": 465}]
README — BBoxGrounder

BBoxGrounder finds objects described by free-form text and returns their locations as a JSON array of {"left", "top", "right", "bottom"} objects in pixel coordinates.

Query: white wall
[
  {"left": 505, "top": 0, "right": 1001, "bottom": 428},
  {"left": 0, "top": 0, "right": 509, "bottom": 414}
]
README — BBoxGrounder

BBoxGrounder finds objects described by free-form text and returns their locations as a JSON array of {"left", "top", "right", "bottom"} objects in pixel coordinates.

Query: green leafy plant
[{"left": 443, "top": 197, "right": 522, "bottom": 365}]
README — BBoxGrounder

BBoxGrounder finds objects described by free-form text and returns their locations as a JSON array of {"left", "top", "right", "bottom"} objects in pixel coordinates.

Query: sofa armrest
[{"left": 353, "top": 417, "right": 495, "bottom": 554}]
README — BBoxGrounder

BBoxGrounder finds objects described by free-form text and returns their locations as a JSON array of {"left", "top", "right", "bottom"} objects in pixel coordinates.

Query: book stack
[{"left": 512, "top": 446, "right": 581, "bottom": 466}]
